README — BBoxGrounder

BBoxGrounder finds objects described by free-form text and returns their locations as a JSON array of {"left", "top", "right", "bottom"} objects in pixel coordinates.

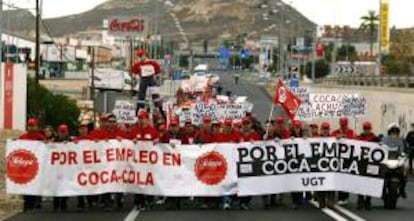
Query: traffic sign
[{"left": 334, "top": 64, "right": 360, "bottom": 75}]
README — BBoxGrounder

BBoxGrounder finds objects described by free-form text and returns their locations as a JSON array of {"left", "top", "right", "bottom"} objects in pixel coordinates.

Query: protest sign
[
  {"left": 296, "top": 94, "right": 366, "bottom": 120},
  {"left": 217, "top": 103, "right": 245, "bottom": 121},
  {"left": 113, "top": 100, "right": 137, "bottom": 124},
  {"left": 6, "top": 140, "right": 237, "bottom": 197},
  {"left": 191, "top": 102, "right": 218, "bottom": 125},
  {"left": 237, "top": 138, "right": 387, "bottom": 197}
]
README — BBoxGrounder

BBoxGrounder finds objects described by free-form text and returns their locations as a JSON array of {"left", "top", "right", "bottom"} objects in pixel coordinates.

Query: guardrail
[{"left": 319, "top": 75, "right": 414, "bottom": 88}]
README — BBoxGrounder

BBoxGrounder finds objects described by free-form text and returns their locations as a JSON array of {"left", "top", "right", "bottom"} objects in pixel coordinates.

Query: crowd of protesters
[{"left": 18, "top": 111, "right": 414, "bottom": 212}]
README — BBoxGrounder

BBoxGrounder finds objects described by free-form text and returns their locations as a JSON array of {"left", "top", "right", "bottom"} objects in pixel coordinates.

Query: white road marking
[
  {"left": 124, "top": 206, "right": 140, "bottom": 221},
  {"left": 309, "top": 200, "right": 349, "bottom": 221},
  {"left": 334, "top": 205, "right": 367, "bottom": 221}
]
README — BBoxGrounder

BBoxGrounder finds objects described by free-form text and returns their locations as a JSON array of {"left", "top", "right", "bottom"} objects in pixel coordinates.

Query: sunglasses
[{"left": 108, "top": 120, "right": 116, "bottom": 123}]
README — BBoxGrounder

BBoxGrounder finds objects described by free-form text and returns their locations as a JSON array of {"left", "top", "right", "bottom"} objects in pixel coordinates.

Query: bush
[
  {"left": 27, "top": 78, "right": 80, "bottom": 134},
  {"left": 304, "top": 59, "right": 330, "bottom": 79}
]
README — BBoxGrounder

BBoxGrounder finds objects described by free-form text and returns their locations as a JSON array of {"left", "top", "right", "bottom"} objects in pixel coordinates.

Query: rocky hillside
[{"left": 1, "top": 0, "right": 315, "bottom": 44}]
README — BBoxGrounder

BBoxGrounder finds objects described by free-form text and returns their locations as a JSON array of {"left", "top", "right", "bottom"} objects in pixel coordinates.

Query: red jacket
[
  {"left": 160, "top": 132, "right": 189, "bottom": 144},
  {"left": 194, "top": 130, "right": 215, "bottom": 144},
  {"left": 215, "top": 131, "right": 242, "bottom": 143},
  {"left": 129, "top": 124, "right": 159, "bottom": 141},
  {"left": 239, "top": 130, "right": 262, "bottom": 142},
  {"left": 89, "top": 128, "right": 107, "bottom": 140},
  {"left": 72, "top": 135, "right": 90, "bottom": 142},
  {"left": 357, "top": 133, "right": 379, "bottom": 142},
  {"left": 131, "top": 60, "right": 161, "bottom": 77},
  {"left": 102, "top": 127, "right": 128, "bottom": 139},
  {"left": 331, "top": 128, "right": 356, "bottom": 139},
  {"left": 19, "top": 132, "right": 46, "bottom": 141},
  {"left": 273, "top": 128, "right": 291, "bottom": 139}
]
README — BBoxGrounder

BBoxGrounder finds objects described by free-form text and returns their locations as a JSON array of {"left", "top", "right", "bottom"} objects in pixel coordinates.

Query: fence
[{"left": 320, "top": 74, "right": 414, "bottom": 88}]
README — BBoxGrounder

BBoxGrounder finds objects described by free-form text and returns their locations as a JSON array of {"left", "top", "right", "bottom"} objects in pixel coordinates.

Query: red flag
[{"left": 273, "top": 79, "right": 302, "bottom": 120}]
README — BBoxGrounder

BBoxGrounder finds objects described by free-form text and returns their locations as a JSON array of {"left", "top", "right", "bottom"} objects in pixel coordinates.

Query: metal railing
[{"left": 319, "top": 74, "right": 414, "bottom": 88}]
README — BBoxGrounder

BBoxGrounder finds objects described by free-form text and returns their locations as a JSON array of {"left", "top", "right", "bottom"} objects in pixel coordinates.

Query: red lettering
[
  {"left": 93, "top": 150, "right": 101, "bottom": 163},
  {"left": 110, "top": 170, "right": 118, "bottom": 183},
  {"left": 101, "top": 171, "right": 109, "bottom": 184},
  {"left": 106, "top": 148, "right": 114, "bottom": 162},
  {"left": 127, "top": 149, "right": 133, "bottom": 162},
  {"left": 89, "top": 172, "right": 99, "bottom": 185},
  {"left": 109, "top": 18, "right": 145, "bottom": 33},
  {"left": 68, "top": 151, "right": 78, "bottom": 165},
  {"left": 163, "top": 153, "right": 172, "bottom": 165},
  {"left": 149, "top": 151, "right": 158, "bottom": 164},
  {"left": 172, "top": 153, "right": 181, "bottom": 166},
  {"left": 146, "top": 172, "right": 154, "bottom": 186},
  {"left": 51, "top": 152, "right": 59, "bottom": 165},
  {"left": 129, "top": 171, "right": 135, "bottom": 184},
  {"left": 78, "top": 172, "right": 87, "bottom": 186},
  {"left": 83, "top": 150, "right": 93, "bottom": 164},
  {"left": 116, "top": 148, "right": 126, "bottom": 161},
  {"left": 140, "top": 150, "right": 148, "bottom": 164}
]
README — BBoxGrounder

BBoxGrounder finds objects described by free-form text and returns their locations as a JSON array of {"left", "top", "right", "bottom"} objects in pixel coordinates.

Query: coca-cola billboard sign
[{"left": 105, "top": 17, "right": 147, "bottom": 36}]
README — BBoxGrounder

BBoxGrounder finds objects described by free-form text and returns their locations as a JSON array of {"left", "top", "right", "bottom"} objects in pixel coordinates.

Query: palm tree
[{"left": 359, "top": 11, "right": 379, "bottom": 57}]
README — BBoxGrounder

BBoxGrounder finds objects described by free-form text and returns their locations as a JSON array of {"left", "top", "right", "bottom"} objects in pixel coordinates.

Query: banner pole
[{"left": 264, "top": 104, "right": 275, "bottom": 139}]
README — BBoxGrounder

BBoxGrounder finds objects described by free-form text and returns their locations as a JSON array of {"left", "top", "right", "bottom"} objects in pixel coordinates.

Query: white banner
[
  {"left": 296, "top": 93, "right": 366, "bottom": 120},
  {"left": 237, "top": 138, "right": 387, "bottom": 197},
  {"left": 6, "top": 140, "right": 237, "bottom": 197}
]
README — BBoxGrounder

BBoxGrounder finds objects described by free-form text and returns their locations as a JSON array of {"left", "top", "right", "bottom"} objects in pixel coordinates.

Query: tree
[
  {"left": 359, "top": 10, "right": 379, "bottom": 57},
  {"left": 304, "top": 59, "right": 330, "bottom": 79},
  {"left": 336, "top": 45, "right": 358, "bottom": 62},
  {"left": 27, "top": 79, "right": 81, "bottom": 134}
]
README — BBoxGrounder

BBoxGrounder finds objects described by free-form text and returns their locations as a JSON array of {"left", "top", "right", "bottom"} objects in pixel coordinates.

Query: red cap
[
  {"left": 136, "top": 49, "right": 146, "bottom": 57},
  {"left": 234, "top": 122, "right": 242, "bottom": 127},
  {"left": 203, "top": 116, "right": 212, "bottom": 124},
  {"left": 363, "top": 121, "right": 372, "bottom": 130},
  {"left": 293, "top": 120, "right": 302, "bottom": 129},
  {"left": 99, "top": 113, "right": 109, "bottom": 122},
  {"left": 138, "top": 111, "right": 149, "bottom": 119},
  {"left": 339, "top": 117, "right": 349, "bottom": 126},
  {"left": 58, "top": 124, "right": 69, "bottom": 134},
  {"left": 224, "top": 118, "right": 233, "bottom": 126},
  {"left": 159, "top": 124, "right": 167, "bottom": 131},
  {"left": 27, "top": 118, "right": 38, "bottom": 126},
  {"left": 321, "top": 122, "right": 330, "bottom": 129},
  {"left": 276, "top": 117, "right": 284, "bottom": 125},
  {"left": 185, "top": 119, "right": 193, "bottom": 125},
  {"left": 242, "top": 117, "right": 251, "bottom": 124},
  {"left": 170, "top": 118, "right": 179, "bottom": 126}
]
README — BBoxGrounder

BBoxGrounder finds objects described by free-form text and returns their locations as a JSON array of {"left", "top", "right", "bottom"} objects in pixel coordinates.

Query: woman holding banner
[{"left": 290, "top": 120, "right": 306, "bottom": 209}]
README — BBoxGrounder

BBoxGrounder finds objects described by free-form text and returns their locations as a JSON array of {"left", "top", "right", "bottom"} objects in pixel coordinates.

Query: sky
[{"left": 3, "top": 0, "right": 414, "bottom": 28}]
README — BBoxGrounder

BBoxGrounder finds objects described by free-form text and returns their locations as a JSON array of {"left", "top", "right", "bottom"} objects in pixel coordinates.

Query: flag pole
[{"left": 264, "top": 104, "right": 275, "bottom": 139}]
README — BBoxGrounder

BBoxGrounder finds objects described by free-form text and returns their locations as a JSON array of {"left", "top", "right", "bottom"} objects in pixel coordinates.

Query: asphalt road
[{"left": 6, "top": 72, "right": 414, "bottom": 221}]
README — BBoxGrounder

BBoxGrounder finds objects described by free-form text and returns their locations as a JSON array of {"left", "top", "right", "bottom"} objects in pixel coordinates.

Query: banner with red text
[{"left": 6, "top": 140, "right": 237, "bottom": 197}]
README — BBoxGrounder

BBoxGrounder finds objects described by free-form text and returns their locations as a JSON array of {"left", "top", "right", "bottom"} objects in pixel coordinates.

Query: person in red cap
[
  {"left": 356, "top": 121, "right": 379, "bottom": 210},
  {"left": 160, "top": 118, "right": 188, "bottom": 145},
  {"left": 129, "top": 111, "right": 159, "bottom": 142},
  {"left": 273, "top": 116, "right": 291, "bottom": 139},
  {"left": 310, "top": 123, "right": 320, "bottom": 137},
  {"left": 238, "top": 117, "right": 261, "bottom": 210},
  {"left": 53, "top": 124, "right": 72, "bottom": 212},
  {"left": 89, "top": 113, "right": 109, "bottom": 140},
  {"left": 183, "top": 120, "right": 197, "bottom": 144},
  {"left": 103, "top": 114, "right": 128, "bottom": 140},
  {"left": 239, "top": 117, "right": 261, "bottom": 142},
  {"left": 128, "top": 110, "right": 158, "bottom": 210},
  {"left": 331, "top": 117, "right": 355, "bottom": 205},
  {"left": 194, "top": 116, "right": 215, "bottom": 144},
  {"left": 19, "top": 118, "right": 45, "bottom": 212},
  {"left": 215, "top": 118, "right": 241, "bottom": 143},
  {"left": 131, "top": 48, "right": 162, "bottom": 114},
  {"left": 316, "top": 122, "right": 335, "bottom": 209}
]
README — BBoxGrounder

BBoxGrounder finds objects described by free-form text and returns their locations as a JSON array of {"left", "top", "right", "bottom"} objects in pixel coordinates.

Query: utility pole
[
  {"left": 90, "top": 48, "right": 97, "bottom": 123},
  {"left": 35, "top": 0, "right": 41, "bottom": 119},
  {"left": 311, "top": 26, "right": 317, "bottom": 82},
  {"left": 0, "top": 1, "right": 3, "bottom": 66}
]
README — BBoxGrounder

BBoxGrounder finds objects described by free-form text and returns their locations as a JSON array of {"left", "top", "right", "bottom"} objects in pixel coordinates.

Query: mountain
[{"left": 1, "top": 0, "right": 315, "bottom": 46}]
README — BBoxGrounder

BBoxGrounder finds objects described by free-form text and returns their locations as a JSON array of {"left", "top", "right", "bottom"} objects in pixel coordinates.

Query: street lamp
[{"left": 34, "top": 0, "right": 41, "bottom": 119}]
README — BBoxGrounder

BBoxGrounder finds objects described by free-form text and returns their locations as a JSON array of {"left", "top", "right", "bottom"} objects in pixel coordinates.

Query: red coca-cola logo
[
  {"left": 195, "top": 151, "right": 227, "bottom": 186},
  {"left": 109, "top": 18, "right": 145, "bottom": 33},
  {"left": 6, "top": 149, "right": 39, "bottom": 184}
]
